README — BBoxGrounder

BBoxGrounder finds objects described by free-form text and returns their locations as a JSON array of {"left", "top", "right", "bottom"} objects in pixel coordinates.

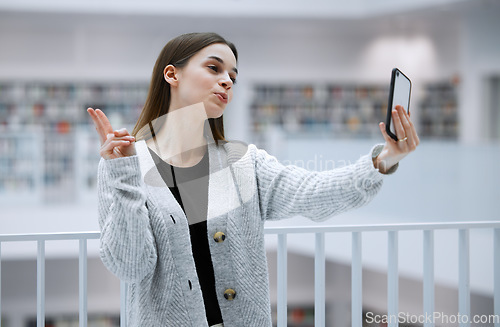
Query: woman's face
[{"left": 167, "top": 43, "right": 238, "bottom": 119}]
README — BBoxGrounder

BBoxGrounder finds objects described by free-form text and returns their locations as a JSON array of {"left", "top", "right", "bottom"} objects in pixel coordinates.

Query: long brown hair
[{"left": 132, "top": 32, "right": 238, "bottom": 146}]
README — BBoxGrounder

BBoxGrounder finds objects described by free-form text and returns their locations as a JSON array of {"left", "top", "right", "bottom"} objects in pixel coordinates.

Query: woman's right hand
[{"left": 87, "top": 108, "right": 137, "bottom": 160}]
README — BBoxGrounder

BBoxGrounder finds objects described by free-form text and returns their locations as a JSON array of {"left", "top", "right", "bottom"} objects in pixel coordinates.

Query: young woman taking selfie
[{"left": 87, "top": 32, "right": 419, "bottom": 327}]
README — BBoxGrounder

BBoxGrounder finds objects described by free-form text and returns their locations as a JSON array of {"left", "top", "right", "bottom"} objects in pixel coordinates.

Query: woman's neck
[{"left": 147, "top": 102, "right": 209, "bottom": 167}]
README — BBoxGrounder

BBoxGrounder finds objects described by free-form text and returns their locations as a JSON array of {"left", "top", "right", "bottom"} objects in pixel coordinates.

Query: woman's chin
[{"left": 204, "top": 105, "right": 225, "bottom": 119}]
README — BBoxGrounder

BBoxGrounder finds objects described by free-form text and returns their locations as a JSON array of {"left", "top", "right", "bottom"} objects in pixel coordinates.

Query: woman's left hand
[{"left": 374, "top": 105, "right": 420, "bottom": 174}]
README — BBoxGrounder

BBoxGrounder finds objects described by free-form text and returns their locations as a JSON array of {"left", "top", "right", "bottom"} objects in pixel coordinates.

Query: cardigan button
[
  {"left": 213, "top": 231, "right": 226, "bottom": 243},
  {"left": 224, "top": 288, "right": 236, "bottom": 301}
]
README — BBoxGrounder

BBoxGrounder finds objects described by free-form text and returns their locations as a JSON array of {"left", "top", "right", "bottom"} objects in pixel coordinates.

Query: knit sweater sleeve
[
  {"left": 254, "top": 144, "right": 390, "bottom": 222},
  {"left": 97, "top": 155, "right": 157, "bottom": 282}
]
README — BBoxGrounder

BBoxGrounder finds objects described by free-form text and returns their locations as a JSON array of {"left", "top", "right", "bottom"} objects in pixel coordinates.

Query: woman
[{"left": 87, "top": 32, "right": 418, "bottom": 327}]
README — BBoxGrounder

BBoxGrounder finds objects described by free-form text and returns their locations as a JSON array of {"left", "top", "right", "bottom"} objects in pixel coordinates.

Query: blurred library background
[{"left": 1, "top": 0, "right": 500, "bottom": 326}]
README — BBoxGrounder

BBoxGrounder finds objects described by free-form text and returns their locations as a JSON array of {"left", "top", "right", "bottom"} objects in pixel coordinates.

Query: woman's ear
[{"left": 163, "top": 64, "right": 179, "bottom": 86}]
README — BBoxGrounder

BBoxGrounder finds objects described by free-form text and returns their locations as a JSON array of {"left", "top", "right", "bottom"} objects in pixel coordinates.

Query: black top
[{"left": 147, "top": 145, "right": 223, "bottom": 325}]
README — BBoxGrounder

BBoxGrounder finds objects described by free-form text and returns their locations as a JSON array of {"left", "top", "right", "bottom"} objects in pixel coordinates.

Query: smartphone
[{"left": 386, "top": 68, "right": 411, "bottom": 141}]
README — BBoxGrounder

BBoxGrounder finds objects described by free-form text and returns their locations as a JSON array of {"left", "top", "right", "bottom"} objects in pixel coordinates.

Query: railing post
[
  {"left": 79, "top": 239, "right": 88, "bottom": 327},
  {"left": 495, "top": 228, "right": 500, "bottom": 327},
  {"left": 120, "top": 281, "right": 128, "bottom": 327},
  {"left": 459, "top": 229, "right": 470, "bottom": 327},
  {"left": 352, "top": 232, "right": 362, "bottom": 327},
  {"left": 388, "top": 231, "right": 398, "bottom": 327},
  {"left": 37, "top": 240, "right": 45, "bottom": 327},
  {"left": 314, "top": 232, "right": 325, "bottom": 327},
  {"left": 0, "top": 242, "right": 2, "bottom": 327},
  {"left": 423, "top": 230, "right": 435, "bottom": 327},
  {"left": 277, "top": 234, "right": 287, "bottom": 327}
]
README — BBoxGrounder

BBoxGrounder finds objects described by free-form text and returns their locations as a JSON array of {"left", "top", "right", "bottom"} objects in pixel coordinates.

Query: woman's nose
[{"left": 219, "top": 74, "right": 233, "bottom": 89}]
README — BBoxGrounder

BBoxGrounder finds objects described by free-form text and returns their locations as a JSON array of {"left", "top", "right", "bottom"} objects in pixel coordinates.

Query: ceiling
[
  {"left": 0, "top": 0, "right": 490, "bottom": 19},
  {"left": 0, "top": 0, "right": 497, "bottom": 46}
]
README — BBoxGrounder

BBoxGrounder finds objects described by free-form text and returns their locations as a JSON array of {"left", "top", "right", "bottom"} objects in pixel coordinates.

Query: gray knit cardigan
[{"left": 97, "top": 138, "right": 393, "bottom": 327}]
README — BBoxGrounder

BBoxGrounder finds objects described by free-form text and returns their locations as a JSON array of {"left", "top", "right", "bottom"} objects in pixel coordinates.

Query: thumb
[{"left": 379, "top": 122, "right": 393, "bottom": 143}]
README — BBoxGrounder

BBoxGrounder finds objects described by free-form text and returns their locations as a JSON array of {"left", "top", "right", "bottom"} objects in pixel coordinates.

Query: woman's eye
[{"left": 208, "top": 64, "right": 237, "bottom": 84}]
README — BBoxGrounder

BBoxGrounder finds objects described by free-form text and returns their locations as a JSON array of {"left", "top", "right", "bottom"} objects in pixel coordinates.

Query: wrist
[
  {"left": 373, "top": 150, "right": 390, "bottom": 174},
  {"left": 371, "top": 146, "right": 398, "bottom": 175}
]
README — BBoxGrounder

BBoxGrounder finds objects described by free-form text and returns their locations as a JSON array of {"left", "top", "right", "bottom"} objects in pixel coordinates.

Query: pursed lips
[{"left": 214, "top": 92, "right": 228, "bottom": 103}]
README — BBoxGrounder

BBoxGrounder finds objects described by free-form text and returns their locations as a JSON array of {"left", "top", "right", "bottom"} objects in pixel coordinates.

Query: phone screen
[{"left": 387, "top": 69, "right": 411, "bottom": 139}]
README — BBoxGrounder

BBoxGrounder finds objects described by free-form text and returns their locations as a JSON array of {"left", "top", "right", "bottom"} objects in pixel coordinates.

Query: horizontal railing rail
[
  {"left": 263, "top": 220, "right": 500, "bottom": 233},
  {"left": 1, "top": 221, "right": 499, "bottom": 327},
  {"left": 0, "top": 232, "right": 101, "bottom": 242}
]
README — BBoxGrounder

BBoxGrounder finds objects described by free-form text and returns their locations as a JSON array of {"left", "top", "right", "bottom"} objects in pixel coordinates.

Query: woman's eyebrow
[{"left": 207, "top": 56, "right": 238, "bottom": 74}]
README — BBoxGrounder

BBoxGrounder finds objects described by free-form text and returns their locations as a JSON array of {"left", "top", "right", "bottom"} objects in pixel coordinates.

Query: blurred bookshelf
[
  {"left": 250, "top": 84, "right": 388, "bottom": 148},
  {"left": 0, "top": 130, "right": 43, "bottom": 204},
  {"left": 271, "top": 305, "right": 316, "bottom": 327},
  {"left": 419, "top": 79, "right": 459, "bottom": 139},
  {"left": 0, "top": 79, "right": 460, "bottom": 204},
  {"left": 250, "top": 81, "right": 458, "bottom": 148},
  {"left": 25, "top": 315, "right": 120, "bottom": 327},
  {"left": 0, "top": 81, "right": 148, "bottom": 205}
]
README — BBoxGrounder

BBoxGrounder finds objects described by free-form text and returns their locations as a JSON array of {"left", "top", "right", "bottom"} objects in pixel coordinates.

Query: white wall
[{"left": 459, "top": 5, "right": 500, "bottom": 144}]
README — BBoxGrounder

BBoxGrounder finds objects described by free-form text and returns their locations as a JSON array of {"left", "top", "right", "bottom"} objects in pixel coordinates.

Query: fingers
[
  {"left": 94, "top": 108, "right": 114, "bottom": 135},
  {"left": 87, "top": 108, "right": 108, "bottom": 144},
  {"left": 378, "top": 122, "right": 394, "bottom": 144},
  {"left": 112, "top": 128, "right": 135, "bottom": 145},
  {"left": 396, "top": 105, "right": 419, "bottom": 150},
  {"left": 377, "top": 106, "right": 419, "bottom": 168},
  {"left": 406, "top": 110, "right": 420, "bottom": 147},
  {"left": 405, "top": 110, "right": 419, "bottom": 148},
  {"left": 104, "top": 131, "right": 135, "bottom": 149},
  {"left": 392, "top": 106, "right": 406, "bottom": 141},
  {"left": 87, "top": 108, "right": 101, "bottom": 132},
  {"left": 87, "top": 108, "right": 114, "bottom": 145},
  {"left": 100, "top": 133, "right": 134, "bottom": 159},
  {"left": 114, "top": 127, "right": 132, "bottom": 137},
  {"left": 87, "top": 108, "right": 137, "bottom": 159}
]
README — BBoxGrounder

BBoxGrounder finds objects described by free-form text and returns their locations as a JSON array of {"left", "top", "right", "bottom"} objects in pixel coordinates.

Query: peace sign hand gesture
[{"left": 87, "top": 108, "right": 137, "bottom": 160}]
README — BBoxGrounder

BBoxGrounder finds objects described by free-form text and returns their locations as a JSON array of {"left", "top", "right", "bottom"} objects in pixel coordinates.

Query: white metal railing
[
  {"left": 1, "top": 221, "right": 499, "bottom": 327},
  {"left": 263, "top": 221, "right": 500, "bottom": 327},
  {"left": 0, "top": 232, "right": 126, "bottom": 327}
]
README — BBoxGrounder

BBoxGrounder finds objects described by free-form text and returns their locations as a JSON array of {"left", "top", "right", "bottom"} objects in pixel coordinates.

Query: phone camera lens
[{"left": 397, "top": 71, "right": 400, "bottom": 76}]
